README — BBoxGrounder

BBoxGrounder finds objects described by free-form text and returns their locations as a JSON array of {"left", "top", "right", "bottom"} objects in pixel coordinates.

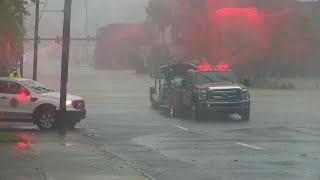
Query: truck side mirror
[
  {"left": 243, "top": 79, "right": 250, "bottom": 87},
  {"left": 181, "top": 80, "right": 187, "bottom": 88}
]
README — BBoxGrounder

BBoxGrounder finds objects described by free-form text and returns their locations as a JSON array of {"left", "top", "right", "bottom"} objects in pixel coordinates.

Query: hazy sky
[{"left": 25, "top": 0, "right": 148, "bottom": 38}]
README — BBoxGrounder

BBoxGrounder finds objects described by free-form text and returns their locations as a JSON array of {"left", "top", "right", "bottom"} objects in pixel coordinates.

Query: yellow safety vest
[{"left": 9, "top": 71, "right": 21, "bottom": 78}]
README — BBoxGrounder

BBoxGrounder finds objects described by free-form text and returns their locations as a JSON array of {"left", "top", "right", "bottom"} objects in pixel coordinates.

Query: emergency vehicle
[
  {"left": 150, "top": 62, "right": 250, "bottom": 120},
  {"left": 0, "top": 77, "right": 86, "bottom": 129}
]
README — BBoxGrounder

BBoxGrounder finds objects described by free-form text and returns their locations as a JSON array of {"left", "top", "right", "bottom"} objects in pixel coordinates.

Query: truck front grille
[{"left": 208, "top": 89, "right": 241, "bottom": 102}]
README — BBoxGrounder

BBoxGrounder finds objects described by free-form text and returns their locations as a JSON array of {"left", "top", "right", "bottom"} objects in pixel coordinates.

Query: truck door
[{"left": 182, "top": 72, "right": 194, "bottom": 107}]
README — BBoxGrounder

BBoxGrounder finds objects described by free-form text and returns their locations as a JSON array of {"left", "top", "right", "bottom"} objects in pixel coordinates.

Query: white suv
[{"left": 0, "top": 77, "right": 86, "bottom": 129}]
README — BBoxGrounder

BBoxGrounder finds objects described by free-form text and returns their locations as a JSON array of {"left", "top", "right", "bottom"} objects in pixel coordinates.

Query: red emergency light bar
[
  {"left": 213, "top": 63, "right": 231, "bottom": 71},
  {"left": 195, "top": 62, "right": 213, "bottom": 71}
]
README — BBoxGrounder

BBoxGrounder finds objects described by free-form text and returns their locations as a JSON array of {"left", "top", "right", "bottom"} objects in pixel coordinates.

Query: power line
[{"left": 25, "top": 0, "right": 48, "bottom": 34}]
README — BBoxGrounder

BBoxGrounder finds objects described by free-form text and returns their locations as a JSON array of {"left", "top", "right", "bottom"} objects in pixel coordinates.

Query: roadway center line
[
  {"left": 236, "top": 142, "right": 264, "bottom": 150},
  {"left": 70, "top": 157, "right": 105, "bottom": 160},
  {"left": 175, "top": 125, "right": 189, "bottom": 132}
]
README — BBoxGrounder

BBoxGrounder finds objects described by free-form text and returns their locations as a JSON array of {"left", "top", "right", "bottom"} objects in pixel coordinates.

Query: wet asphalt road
[{"left": 31, "top": 65, "right": 320, "bottom": 180}]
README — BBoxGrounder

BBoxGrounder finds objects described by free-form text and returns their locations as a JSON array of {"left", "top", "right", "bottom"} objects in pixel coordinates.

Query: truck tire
[
  {"left": 240, "top": 109, "right": 250, "bottom": 121},
  {"left": 192, "top": 102, "right": 201, "bottom": 121},
  {"left": 151, "top": 102, "right": 159, "bottom": 109},
  {"left": 35, "top": 105, "right": 56, "bottom": 130},
  {"left": 150, "top": 88, "right": 159, "bottom": 109},
  {"left": 169, "top": 107, "right": 177, "bottom": 118},
  {"left": 66, "top": 121, "right": 77, "bottom": 129}
]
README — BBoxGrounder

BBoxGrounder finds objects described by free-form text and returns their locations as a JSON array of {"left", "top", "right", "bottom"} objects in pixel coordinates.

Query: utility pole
[
  {"left": 85, "top": 0, "right": 88, "bottom": 64},
  {"left": 57, "top": 0, "right": 72, "bottom": 133},
  {"left": 33, "top": 0, "right": 40, "bottom": 80}
]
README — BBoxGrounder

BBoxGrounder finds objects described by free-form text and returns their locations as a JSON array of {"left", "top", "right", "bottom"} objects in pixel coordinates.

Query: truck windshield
[
  {"left": 196, "top": 71, "right": 238, "bottom": 84},
  {"left": 21, "top": 80, "right": 54, "bottom": 94}
]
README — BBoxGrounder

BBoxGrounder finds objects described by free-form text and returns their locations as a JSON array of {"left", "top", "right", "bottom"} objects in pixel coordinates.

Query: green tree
[
  {"left": 0, "top": 0, "right": 34, "bottom": 44},
  {"left": 0, "top": 0, "right": 33, "bottom": 70}
]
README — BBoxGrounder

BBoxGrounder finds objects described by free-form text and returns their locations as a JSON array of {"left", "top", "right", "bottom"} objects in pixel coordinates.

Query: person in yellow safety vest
[{"left": 9, "top": 70, "right": 21, "bottom": 78}]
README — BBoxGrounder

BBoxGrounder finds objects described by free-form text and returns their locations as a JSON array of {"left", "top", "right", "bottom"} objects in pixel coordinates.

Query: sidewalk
[
  {"left": 0, "top": 124, "right": 148, "bottom": 180},
  {"left": 0, "top": 142, "right": 44, "bottom": 180}
]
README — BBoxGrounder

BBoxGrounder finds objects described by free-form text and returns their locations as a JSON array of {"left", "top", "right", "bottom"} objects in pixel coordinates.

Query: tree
[{"left": 0, "top": 0, "right": 33, "bottom": 70}]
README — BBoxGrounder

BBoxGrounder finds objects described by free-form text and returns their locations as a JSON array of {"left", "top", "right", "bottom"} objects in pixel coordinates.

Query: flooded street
[{"left": 64, "top": 65, "right": 320, "bottom": 180}]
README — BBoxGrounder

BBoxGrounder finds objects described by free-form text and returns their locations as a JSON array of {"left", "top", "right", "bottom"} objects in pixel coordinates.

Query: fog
[{"left": 25, "top": 0, "right": 148, "bottom": 38}]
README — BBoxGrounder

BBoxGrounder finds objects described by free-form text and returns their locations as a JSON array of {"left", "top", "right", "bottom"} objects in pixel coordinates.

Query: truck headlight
[
  {"left": 66, "top": 100, "right": 72, "bottom": 107},
  {"left": 241, "top": 89, "right": 250, "bottom": 100},
  {"left": 198, "top": 89, "right": 207, "bottom": 101}
]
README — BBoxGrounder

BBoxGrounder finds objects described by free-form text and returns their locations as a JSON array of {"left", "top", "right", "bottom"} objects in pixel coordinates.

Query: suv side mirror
[{"left": 243, "top": 79, "right": 250, "bottom": 87}]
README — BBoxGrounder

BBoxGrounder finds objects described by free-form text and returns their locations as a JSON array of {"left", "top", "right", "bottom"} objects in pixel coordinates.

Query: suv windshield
[
  {"left": 196, "top": 71, "right": 238, "bottom": 84},
  {"left": 21, "top": 80, "right": 54, "bottom": 94}
]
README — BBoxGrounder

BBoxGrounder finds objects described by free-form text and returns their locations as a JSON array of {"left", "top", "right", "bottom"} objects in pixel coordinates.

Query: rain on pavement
[
  {"left": 2, "top": 0, "right": 320, "bottom": 179},
  {"left": 21, "top": 59, "right": 320, "bottom": 180}
]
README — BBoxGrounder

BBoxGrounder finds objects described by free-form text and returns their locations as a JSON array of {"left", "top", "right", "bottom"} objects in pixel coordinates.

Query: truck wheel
[
  {"left": 150, "top": 88, "right": 158, "bottom": 109},
  {"left": 67, "top": 121, "right": 77, "bottom": 129},
  {"left": 192, "top": 102, "right": 201, "bottom": 120},
  {"left": 169, "top": 107, "right": 177, "bottom": 118},
  {"left": 151, "top": 103, "right": 159, "bottom": 109},
  {"left": 35, "top": 106, "right": 56, "bottom": 130},
  {"left": 240, "top": 109, "right": 250, "bottom": 121}
]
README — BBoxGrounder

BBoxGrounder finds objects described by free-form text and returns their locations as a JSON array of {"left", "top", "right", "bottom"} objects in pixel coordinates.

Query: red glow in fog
[
  {"left": 17, "top": 132, "right": 33, "bottom": 140},
  {"left": 15, "top": 142, "right": 29, "bottom": 148}
]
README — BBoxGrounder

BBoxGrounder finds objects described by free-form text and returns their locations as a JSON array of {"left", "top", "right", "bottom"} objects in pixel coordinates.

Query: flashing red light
[
  {"left": 17, "top": 90, "right": 29, "bottom": 102},
  {"left": 196, "top": 62, "right": 213, "bottom": 71},
  {"left": 214, "top": 63, "right": 231, "bottom": 71}
]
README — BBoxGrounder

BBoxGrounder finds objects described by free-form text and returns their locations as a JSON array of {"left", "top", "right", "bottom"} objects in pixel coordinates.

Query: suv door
[
  {"left": 0, "top": 80, "right": 32, "bottom": 120},
  {"left": 0, "top": 81, "right": 8, "bottom": 119}
]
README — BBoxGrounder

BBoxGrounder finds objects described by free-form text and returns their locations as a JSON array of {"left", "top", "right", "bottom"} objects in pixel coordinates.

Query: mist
[{"left": 25, "top": 0, "right": 148, "bottom": 38}]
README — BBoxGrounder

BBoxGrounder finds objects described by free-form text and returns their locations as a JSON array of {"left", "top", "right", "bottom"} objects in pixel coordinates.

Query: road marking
[
  {"left": 175, "top": 125, "right": 189, "bottom": 132},
  {"left": 236, "top": 142, "right": 264, "bottom": 150},
  {"left": 296, "top": 128, "right": 313, "bottom": 133},
  {"left": 70, "top": 157, "right": 105, "bottom": 160}
]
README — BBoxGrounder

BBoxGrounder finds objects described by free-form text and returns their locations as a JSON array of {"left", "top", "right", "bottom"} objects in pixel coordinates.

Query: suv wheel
[{"left": 36, "top": 106, "right": 56, "bottom": 130}]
